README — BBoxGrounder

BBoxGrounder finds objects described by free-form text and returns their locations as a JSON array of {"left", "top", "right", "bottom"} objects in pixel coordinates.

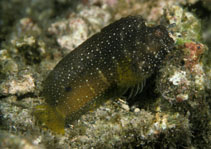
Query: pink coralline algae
[{"left": 183, "top": 42, "right": 205, "bottom": 73}]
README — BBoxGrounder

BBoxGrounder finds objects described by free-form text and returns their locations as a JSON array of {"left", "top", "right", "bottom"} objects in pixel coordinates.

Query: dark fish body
[{"left": 34, "top": 16, "right": 174, "bottom": 134}]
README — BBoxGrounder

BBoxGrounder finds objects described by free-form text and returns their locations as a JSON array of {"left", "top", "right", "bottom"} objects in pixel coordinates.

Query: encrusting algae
[{"left": 34, "top": 15, "right": 174, "bottom": 134}]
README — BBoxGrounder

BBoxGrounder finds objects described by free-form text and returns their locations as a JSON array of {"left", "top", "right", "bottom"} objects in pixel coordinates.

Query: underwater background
[{"left": 0, "top": 0, "right": 210, "bottom": 148}]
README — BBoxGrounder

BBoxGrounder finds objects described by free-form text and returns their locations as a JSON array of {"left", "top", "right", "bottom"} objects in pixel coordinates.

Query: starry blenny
[{"left": 34, "top": 16, "right": 174, "bottom": 134}]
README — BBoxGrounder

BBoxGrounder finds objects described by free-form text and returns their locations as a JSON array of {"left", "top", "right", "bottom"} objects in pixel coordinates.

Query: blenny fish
[{"left": 34, "top": 15, "right": 174, "bottom": 134}]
